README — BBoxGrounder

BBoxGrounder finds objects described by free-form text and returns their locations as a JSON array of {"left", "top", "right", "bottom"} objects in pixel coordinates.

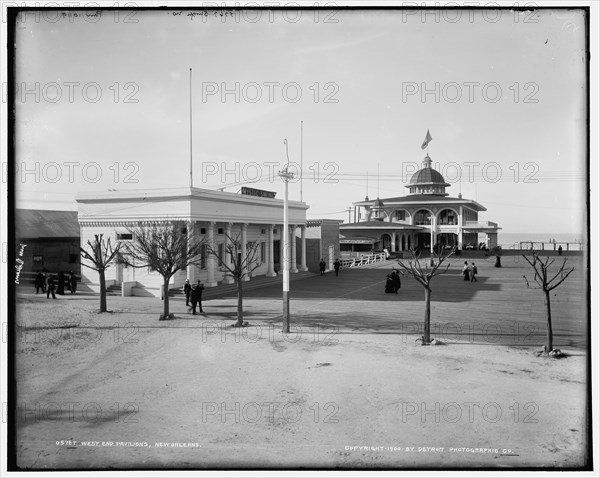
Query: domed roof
[
  {"left": 373, "top": 197, "right": 384, "bottom": 207},
  {"left": 409, "top": 167, "right": 447, "bottom": 185},
  {"left": 408, "top": 154, "right": 450, "bottom": 187}
]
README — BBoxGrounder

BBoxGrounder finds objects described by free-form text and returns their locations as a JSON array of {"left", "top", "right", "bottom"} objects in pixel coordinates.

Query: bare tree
[
  {"left": 396, "top": 247, "right": 455, "bottom": 344},
  {"left": 206, "top": 232, "right": 261, "bottom": 327},
  {"left": 522, "top": 251, "right": 575, "bottom": 354},
  {"left": 80, "top": 234, "right": 121, "bottom": 313},
  {"left": 120, "top": 221, "right": 206, "bottom": 320}
]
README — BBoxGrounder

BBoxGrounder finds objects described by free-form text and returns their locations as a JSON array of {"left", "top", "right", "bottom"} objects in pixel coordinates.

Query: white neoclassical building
[
  {"left": 76, "top": 187, "right": 309, "bottom": 297},
  {"left": 341, "top": 154, "right": 501, "bottom": 253}
]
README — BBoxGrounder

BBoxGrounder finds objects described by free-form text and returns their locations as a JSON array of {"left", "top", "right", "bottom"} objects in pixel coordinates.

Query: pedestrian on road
[
  {"left": 184, "top": 279, "right": 192, "bottom": 306},
  {"left": 334, "top": 259, "right": 340, "bottom": 276},
  {"left": 558, "top": 245, "right": 563, "bottom": 256},
  {"left": 34, "top": 272, "right": 44, "bottom": 294},
  {"left": 189, "top": 280, "right": 204, "bottom": 315},
  {"left": 385, "top": 273, "right": 395, "bottom": 293},
  {"left": 46, "top": 276, "right": 56, "bottom": 299},
  {"left": 392, "top": 270, "right": 401, "bottom": 293},
  {"left": 319, "top": 259, "right": 326, "bottom": 276},
  {"left": 57, "top": 271, "right": 65, "bottom": 295},
  {"left": 69, "top": 271, "right": 77, "bottom": 294},
  {"left": 470, "top": 262, "right": 478, "bottom": 282},
  {"left": 462, "top": 261, "right": 471, "bottom": 281}
]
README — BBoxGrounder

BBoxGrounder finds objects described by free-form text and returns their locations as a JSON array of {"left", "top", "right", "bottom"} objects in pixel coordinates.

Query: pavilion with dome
[{"left": 339, "top": 153, "right": 501, "bottom": 254}]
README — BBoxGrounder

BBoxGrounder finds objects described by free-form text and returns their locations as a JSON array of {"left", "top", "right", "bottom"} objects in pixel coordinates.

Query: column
[
  {"left": 458, "top": 206, "right": 463, "bottom": 249},
  {"left": 391, "top": 232, "right": 397, "bottom": 252},
  {"left": 279, "top": 225, "right": 285, "bottom": 273},
  {"left": 299, "top": 225, "right": 308, "bottom": 271},
  {"left": 267, "top": 225, "right": 276, "bottom": 277},
  {"left": 291, "top": 225, "right": 298, "bottom": 273},
  {"left": 206, "top": 221, "right": 217, "bottom": 287},
  {"left": 241, "top": 223, "right": 249, "bottom": 281},
  {"left": 186, "top": 220, "right": 197, "bottom": 283},
  {"left": 223, "top": 222, "right": 234, "bottom": 284}
]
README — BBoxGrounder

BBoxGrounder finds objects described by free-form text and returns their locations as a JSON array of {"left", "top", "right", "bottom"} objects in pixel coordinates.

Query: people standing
[
  {"left": 462, "top": 261, "right": 471, "bottom": 281},
  {"left": 69, "top": 270, "right": 77, "bottom": 294},
  {"left": 470, "top": 262, "right": 478, "bottom": 282},
  {"left": 333, "top": 259, "right": 340, "bottom": 277},
  {"left": 46, "top": 275, "right": 56, "bottom": 299},
  {"left": 319, "top": 259, "right": 326, "bottom": 276},
  {"left": 385, "top": 273, "right": 395, "bottom": 293},
  {"left": 42, "top": 268, "right": 48, "bottom": 293},
  {"left": 34, "top": 272, "right": 45, "bottom": 294},
  {"left": 184, "top": 279, "right": 192, "bottom": 306},
  {"left": 189, "top": 280, "right": 204, "bottom": 315},
  {"left": 558, "top": 245, "right": 563, "bottom": 256}
]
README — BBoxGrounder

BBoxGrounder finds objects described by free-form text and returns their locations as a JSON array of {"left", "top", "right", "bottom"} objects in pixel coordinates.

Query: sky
[{"left": 11, "top": 5, "right": 589, "bottom": 235}]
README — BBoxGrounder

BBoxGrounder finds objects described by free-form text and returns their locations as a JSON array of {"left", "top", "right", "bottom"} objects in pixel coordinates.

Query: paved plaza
[{"left": 14, "top": 253, "right": 589, "bottom": 469}]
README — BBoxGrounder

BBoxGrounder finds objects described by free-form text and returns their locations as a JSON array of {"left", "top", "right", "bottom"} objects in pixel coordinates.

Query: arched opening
[
  {"left": 380, "top": 234, "right": 392, "bottom": 251},
  {"left": 414, "top": 209, "right": 433, "bottom": 226},
  {"left": 438, "top": 208, "right": 458, "bottom": 225}
]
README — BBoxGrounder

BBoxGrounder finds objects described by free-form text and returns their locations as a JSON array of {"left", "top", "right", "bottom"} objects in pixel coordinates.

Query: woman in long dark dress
[
  {"left": 385, "top": 274, "right": 395, "bottom": 293},
  {"left": 57, "top": 271, "right": 65, "bottom": 295}
]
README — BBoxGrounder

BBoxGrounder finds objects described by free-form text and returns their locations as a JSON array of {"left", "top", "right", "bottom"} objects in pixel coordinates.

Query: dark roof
[
  {"left": 373, "top": 198, "right": 384, "bottom": 207},
  {"left": 16, "top": 209, "right": 80, "bottom": 239},
  {"left": 381, "top": 195, "right": 464, "bottom": 202},
  {"left": 409, "top": 167, "right": 449, "bottom": 186}
]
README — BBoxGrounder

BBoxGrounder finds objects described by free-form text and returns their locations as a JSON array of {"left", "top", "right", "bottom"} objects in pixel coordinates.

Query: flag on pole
[{"left": 421, "top": 129, "right": 433, "bottom": 150}]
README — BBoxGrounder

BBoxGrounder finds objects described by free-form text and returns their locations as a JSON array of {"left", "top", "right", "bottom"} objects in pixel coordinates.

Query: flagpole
[
  {"left": 300, "top": 120, "right": 303, "bottom": 202},
  {"left": 189, "top": 68, "right": 193, "bottom": 189}
]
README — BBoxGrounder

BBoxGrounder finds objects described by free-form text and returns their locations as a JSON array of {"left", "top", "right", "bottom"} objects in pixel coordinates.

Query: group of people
[
  {"left": 385, "top": 270, "right": 402, "bottom": 294},
  {"left": 319, "top": 259, "right": 342, "bottom": 276},
  {"left": 184, "top": 279, "right": 205, "bottom": 314},
  {"left": 34, "top": 269, "right": 77, "bottom": 299},
  {"left": 462, "top": 262, "right": 478, "bottom": 282}
]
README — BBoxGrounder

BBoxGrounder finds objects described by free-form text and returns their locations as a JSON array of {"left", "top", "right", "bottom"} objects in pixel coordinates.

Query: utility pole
[
  {"left": 280, "top": 139, "right": 295, "bottom": 333},
  {"left": 189, "top": 68, "right": 193, "bottom": 188},
  {"left": 346, "top": 207, "right": 353, "bottom": 224}
]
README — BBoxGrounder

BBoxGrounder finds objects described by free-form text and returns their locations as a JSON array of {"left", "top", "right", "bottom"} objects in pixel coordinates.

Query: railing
[
  {"left": 464, "top": 221, "right": 499, "bottom": 228},
  {"left": 340, "top": 252, "right": 388, "bottom": 268}
]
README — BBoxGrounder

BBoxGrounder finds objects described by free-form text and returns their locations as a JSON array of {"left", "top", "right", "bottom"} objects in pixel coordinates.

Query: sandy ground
[{"left": 13, "top": 257, "right": 590, "bottom": 469}]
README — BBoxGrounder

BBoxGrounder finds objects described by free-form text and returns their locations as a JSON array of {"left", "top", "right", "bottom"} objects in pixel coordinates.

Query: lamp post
[
  {"left": 280, "top": 139, "right": 295, "bottom": 333},
  {"left": 428, "top": 214, "right": 435, "bottom": 266}
]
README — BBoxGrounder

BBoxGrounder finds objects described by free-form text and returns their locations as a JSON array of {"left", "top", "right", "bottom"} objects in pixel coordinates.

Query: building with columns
[
  {"left": 76, "top": 187, "right": 309, "bottom": 297},
  {"left": 340, "top": 153, "right": 501, "bottom": 254}
]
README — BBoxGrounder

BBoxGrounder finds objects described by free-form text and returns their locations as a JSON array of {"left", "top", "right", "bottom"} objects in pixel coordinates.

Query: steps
[
  {"left": 106, "top": 284, "right": 122, "bottom": 296},
  {"left": 169, "top": 271, "right": 315, "bottom": 301}
]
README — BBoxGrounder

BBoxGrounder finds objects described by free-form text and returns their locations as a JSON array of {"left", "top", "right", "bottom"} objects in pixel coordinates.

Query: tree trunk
[
  {"left": 99, "top": 269, "right": 107, "bottom": 313},
  {"left": 423, "top": 287, "right": 431, "bottom": 343},
  {"left": 163, "top": 277, "right": 170, "bottom": 318},
  {"left": 237, "top": 278, "right": 244, "bottom": 326},
  {"left": 544, "top": 289, "right": 553, "bottom": 352}
]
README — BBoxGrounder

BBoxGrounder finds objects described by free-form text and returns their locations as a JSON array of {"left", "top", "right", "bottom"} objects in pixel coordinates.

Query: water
[{"left": 497, "top": 232, "right": 586, "bottom": 249}]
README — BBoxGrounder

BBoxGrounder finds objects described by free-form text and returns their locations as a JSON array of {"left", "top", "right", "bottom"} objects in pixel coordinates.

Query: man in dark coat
[
  {"left": 184, "top": 279, "right": 192, "bottom": 306},
  {"left": 333, "top": 259, "right": 340, "bottom": 276},
  {"left": 57, "top": 271, "right": 65, "bottom": 295},
  {"left": 189, "top": 280, "right": 204, "bottom": 314},
  {"left": 319, "top": 259, "right": 326, "bottom": 276},
  {"left": 34, "top": 272, "right": 44, "bottom": 294},
  {"left": 46, "top": 276, "right": 56, "bottom": 299}
]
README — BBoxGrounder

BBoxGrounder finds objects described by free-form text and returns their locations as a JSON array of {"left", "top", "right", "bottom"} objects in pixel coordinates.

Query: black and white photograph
[{"left": 2, "top": 0, "right": 598, "bottom": 474}]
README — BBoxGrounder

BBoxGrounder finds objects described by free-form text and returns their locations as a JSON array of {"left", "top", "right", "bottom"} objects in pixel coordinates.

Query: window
[
  {"left": 260, "top": 242, "right": 266, "bottom": 263},
  {"left": 261, "top": 229, "right": 266, "bottom": 235},
  {"left": 218, "top": 243, "right": 224, "bottom": 263},
  {"left": 117, "top": 233, "right": 133, "bottom": 240},
  {"left": 273, "top": 229, "right": 278, "bottom": 234},
  {"left": 218, "top": 228, "right": 224, "bottom": 235},
  {"left": 200, "top": 228, "right": 206, "bottom": 235},
  {"left": 395, "top": 210, "right": 406, "bottom": 221}
]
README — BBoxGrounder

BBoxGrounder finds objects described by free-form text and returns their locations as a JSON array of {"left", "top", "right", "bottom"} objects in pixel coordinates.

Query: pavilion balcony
[{"left": 463, "top": 221, "right": 500, "bottom": 230}]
